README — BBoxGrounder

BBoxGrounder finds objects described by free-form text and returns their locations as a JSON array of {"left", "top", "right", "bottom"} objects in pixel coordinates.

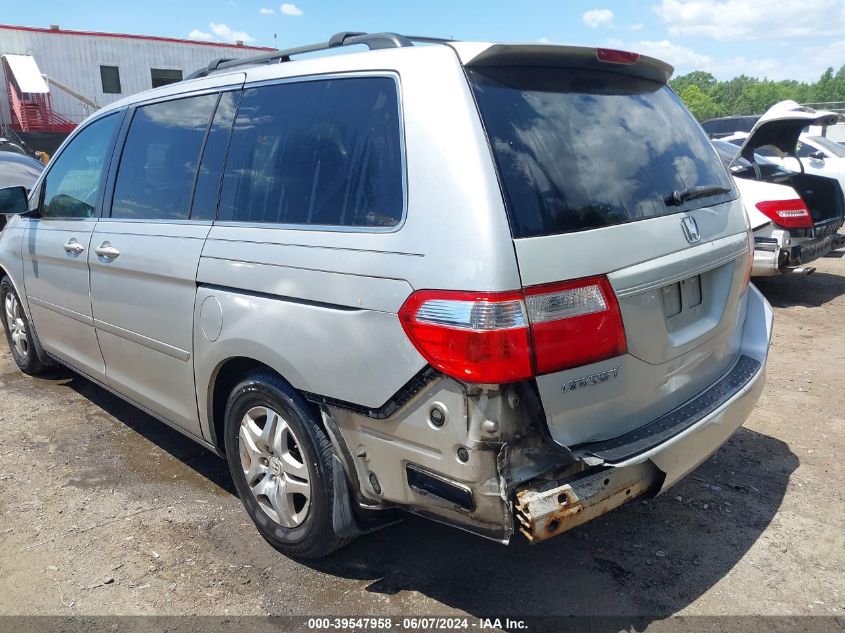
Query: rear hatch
[
  {"left": 736, "top": 100, "right": 839, "bottom": 163},
  {"left": 464, "top": 47, "right": 751, "bottom": 448}
]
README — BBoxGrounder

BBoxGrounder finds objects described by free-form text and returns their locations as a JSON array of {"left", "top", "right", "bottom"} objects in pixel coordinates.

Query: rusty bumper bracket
[{"left": 515, "top": 461, "right": 660, "bottom": 543}]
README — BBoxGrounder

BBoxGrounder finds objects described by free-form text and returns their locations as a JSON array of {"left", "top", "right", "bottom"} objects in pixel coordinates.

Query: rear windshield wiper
[{"left": 664, "top": 185, "right": 731, "bottom": 207}]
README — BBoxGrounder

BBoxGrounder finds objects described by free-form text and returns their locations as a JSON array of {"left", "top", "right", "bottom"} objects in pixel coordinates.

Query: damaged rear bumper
[
  {"left": 752, "top": 228, "right": 845, "bottom": 276},
  {"left": 516, "top": 461, "right": 658, "bottom": 543},
  {"left": 515, "top": 285, "right": 773, "bottom": 543}
]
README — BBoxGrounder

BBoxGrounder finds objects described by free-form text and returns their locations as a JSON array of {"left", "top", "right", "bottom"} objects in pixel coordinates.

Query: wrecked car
[
  {"left": 722, "top": 101, "right": 845, "bottom": 275},
  {"left": 0, "top": 33, "right": 773, "bottom": 558}
]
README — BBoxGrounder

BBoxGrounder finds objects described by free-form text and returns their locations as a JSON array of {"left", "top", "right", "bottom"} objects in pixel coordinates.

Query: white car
[
  {"left": 724, "top": 132, "right": 845, "bottom": 195},
  {"left": 712, "top": 102, "right": 845, "bottom": 275},
  {"left": 792, "top": 135, "right": 845, "bottom": 191},
  {"left": 731, "top": 175, "right": 817, "bottom": 276},
  {"left": 722, "top": 100, "right": 843, "bottom": 187}
]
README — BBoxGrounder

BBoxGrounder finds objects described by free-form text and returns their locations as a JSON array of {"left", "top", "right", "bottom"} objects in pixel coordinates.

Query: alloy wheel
[
  {"left": 238, "top": 405, "right": 311, "bottom": 527},
  {"left": 4, "top": 292, "right": 28, "bottom": 359}
]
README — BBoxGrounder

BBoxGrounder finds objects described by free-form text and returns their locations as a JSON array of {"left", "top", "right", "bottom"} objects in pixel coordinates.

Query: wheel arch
[
  {"left": 0, "top": 263, "right": 30, "bottom": 320},
  {"left": 206, "top": 355, "right": 323, "bottom": 455},
  {"left": 0, "top": 225, "right": 33, "bottom": 321}
]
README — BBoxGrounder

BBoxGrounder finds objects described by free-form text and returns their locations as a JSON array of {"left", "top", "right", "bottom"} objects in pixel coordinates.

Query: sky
[{"left": 5, "top": 0, "right": 844, "bottom": 82}]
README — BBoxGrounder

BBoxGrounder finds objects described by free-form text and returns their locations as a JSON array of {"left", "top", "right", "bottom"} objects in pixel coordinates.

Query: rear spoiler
[{"left": 448, "top": 43, "right": 674, "bottom": 84}]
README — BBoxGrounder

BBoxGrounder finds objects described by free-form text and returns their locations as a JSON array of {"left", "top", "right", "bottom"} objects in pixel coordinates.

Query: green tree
[
  {"left": 672, "top": 65, "right": 845, "bottom": 120},
  {"left": 669, "top": 71, "right": 718, "bottom": 95},
  {"left": 812, "top": 67, "right": 845, "bottom": 103},
  {"left": 678, "top": 84, "right": 719, "bottom": 121}
]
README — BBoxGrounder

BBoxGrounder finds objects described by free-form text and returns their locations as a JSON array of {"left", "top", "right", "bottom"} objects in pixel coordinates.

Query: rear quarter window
[
  {"left": 218, "top": 76, "right": 404, "bottom": 228},
  {"left": 469, "top": 67, "right": 735, "bottom": 238}
]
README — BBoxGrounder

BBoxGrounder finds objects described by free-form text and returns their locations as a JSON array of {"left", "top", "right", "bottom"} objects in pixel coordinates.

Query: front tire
[
  {"left": 224, "top": 371, "right": 353, "bottom": 559},
  {"left": 0, "top": 277, "right": 47, "bottom": 375}
]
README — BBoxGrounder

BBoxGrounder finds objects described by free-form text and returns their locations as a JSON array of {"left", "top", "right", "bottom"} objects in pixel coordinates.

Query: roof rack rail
[{"left": 185, "top": 31, "right": 453, "bottom": 80}]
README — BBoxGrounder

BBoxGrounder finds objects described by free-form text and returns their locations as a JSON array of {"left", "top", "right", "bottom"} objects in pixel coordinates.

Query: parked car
[
  {"left": 718, "top": 101, "right": 845, "bottom": 274},
  {"left": 723, "top": 133, "right": 845, "bottom": 193},
  {"left": 702, "top": 115, "right": 760, "bottom": 139},
  {"left": 713, "top": 141, "right": 822, "bottom": 275},
  {"left": 0, "top": 137, "right": 28, "bottom": 156},
  {"left": 0, "top": 151, "right": 43, "bottom": 231},
  {"left": 0, "top": 150, "right": 43, "bottom": 189},
  {"left": 0, "top": 33, "right": 773, "bottom": 559},
  {"left": 784, "top": 135, "right": 845, "bottom": 192}
]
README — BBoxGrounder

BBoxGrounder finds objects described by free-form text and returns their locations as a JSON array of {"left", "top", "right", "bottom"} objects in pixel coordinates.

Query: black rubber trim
[
  {"left": 578, "top": 355, "right": 761, "bottom": 464},
  {"left": 199, "top": 283, "right": 362, "bottom": 312},
  {"left": 304, "top": 365, "right": 440, "bottom": 420}
]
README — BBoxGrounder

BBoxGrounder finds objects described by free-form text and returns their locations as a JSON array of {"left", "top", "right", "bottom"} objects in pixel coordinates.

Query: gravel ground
[{"left": 0, "top": 253, "right": 842, "bottom": 625}]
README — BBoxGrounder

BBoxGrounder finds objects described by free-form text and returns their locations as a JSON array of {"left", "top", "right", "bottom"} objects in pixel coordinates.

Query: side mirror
[
  {"left": 0, "top": 186, "right": 28, "bottom": 214},
  {"left": 809, "top": 150, "right": 826, "bottom": 161}
]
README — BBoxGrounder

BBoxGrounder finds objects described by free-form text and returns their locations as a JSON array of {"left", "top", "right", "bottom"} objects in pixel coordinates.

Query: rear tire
[
  {"left": 0, "top": 277, "right": 47, "bottom": 375},
  {"left": 224, "top": 371, "right": 353, "bottom": 559}
]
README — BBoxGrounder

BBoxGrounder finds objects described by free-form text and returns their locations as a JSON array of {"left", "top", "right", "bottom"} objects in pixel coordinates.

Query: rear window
[{"left": 469, "top": 67, "right": 735, "bottom": 238}]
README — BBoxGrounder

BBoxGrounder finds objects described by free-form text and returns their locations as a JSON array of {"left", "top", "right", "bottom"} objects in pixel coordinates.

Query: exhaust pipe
[{"left": 789, "top": 267, "right": 816, "bottom": 275}]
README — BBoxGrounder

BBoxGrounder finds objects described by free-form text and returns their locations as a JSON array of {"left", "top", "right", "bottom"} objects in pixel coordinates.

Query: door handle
[
  {"left": 95, "top": 242, "right": 120, "bottom": 260},
  {"left": 63, "top": 239, "right": 86, "bottom": 255}
]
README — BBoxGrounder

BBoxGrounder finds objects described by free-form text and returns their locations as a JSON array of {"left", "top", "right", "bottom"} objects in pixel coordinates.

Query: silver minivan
[{"left": 0, "top": 33, "right": 773, "bottom": 559}]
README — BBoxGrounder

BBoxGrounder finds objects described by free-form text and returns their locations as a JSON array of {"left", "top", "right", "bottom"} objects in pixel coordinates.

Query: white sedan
[
  {"left": 712, "top": 130, "right": 845, "bottom": 275},
  {"left": 724, "top": 132, "right": 845, "bottom": 195}
]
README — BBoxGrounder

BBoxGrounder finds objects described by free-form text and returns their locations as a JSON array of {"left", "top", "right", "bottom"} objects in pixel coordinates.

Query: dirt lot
[{"left": 0, "top": 254, "right": 843, "bottom": 625}]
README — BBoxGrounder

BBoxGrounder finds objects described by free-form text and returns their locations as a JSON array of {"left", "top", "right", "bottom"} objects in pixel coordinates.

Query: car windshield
[
  {"left": 808, "top": 135, "right": 845, "bottom": 158},
  {"left": 468, "top": 67, "right": 735, "bottom": 238}
]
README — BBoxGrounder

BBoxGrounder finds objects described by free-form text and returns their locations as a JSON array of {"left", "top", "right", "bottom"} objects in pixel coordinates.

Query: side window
[
  {"left": 190, "top": 91, "right": 241, "bottom": 220},
  {"left": 111, "top": 94, "right": 218, "bottom": 220},
  {"left": 100, "top": 66, "right": 121, "bottom": 94},
  {"left": 218, "top": 77, "right": 403, "bottom": 228},
  {"left": 41, "top": 113, "right": 119, "bottom": 219},
  {"left": 151, "top": 69, "right": 182, "bottom": 88},
  {"left": 795, "top": 142, "right": 815, "bottom": 158}
]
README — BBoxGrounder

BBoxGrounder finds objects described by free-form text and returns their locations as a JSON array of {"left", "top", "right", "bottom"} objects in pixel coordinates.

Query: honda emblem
[{"left": 681, "top": 216, "right": 701, "bottom": 243}]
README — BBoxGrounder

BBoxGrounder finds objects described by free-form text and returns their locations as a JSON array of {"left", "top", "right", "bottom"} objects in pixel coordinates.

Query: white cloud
[
  {"left": 208, "top": 22, "right": 256, "bottom": 43},
  {"left": 624, "top": 35, "right": 844, "bottom": 82},
  {"left": 280, "top": 3, "right": 303, "bottom": 16},
  {"left": 629, "top": 23, "right": 644, "bottom": 31},
  {"left": 188, "top": 29, "right": 213, "bottom": 41},
  {"left": 635, "top": 39, "right": 714, "bottom": 68},
  {"left": 259, "top": 7, "right": 274, "bottom": 14},
  {"left": 582, "top": 9, "right": 614, "bottom": 28},
  {"left": 652, "top": 0, "right": 845, "bottom": 40},
  {"left": 538, "top": 37, "right": 551, "bottom": 44},
  {"left": 706, "top": 40, "right": 845, "bottom": 81}
]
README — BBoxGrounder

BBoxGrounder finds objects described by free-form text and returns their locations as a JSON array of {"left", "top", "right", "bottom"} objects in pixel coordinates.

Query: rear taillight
[
  {"left": 596, "top": 48, "right": 640, "bottom": 65},
  {"left": 398, "top": 276, "right": 627, "bottom": 384},
  {"left": 398, "top": 290, "right": 533, "bottom": 384},
  {"left": 743, "top": 226, "right": 754, "bottom": 289},
  {"left": 526, "top": 277, "right": 627, "bottom": 374},
  {"left": 755, "top": 199, "right": 813, "bottom": 229}
]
